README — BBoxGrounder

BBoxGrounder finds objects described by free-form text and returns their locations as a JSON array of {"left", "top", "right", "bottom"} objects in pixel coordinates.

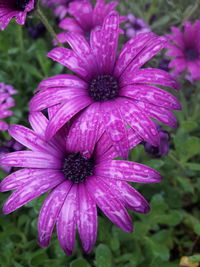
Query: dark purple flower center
[
  {"left": 184, "top": 47, "right": 198, "bottom": 61},
  {"left": 15, "top": 0, "right": 30, "bottom": 10},
  {"left": 132, "top": 22, "right": 142, "bottom": 30},
  {"left": 62, "top": 152, "right": 94, "bottom": 183},
  {"left": 88, "top": 75, "right": 119, "bottom": 102}
]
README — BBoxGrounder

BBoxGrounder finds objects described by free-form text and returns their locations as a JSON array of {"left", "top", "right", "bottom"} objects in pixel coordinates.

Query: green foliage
[{"left": 0, "top": 0, "right": 200, "bottom": 266}]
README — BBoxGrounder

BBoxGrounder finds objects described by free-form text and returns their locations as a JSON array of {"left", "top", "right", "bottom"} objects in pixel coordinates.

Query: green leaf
[
  {"left": 189, "top": 254, "right": 200, "bottom": 262},
  {"left": 95, "top": 244, "right": 112, "bottom": 267},
  {"left": 70, "top": 258, "right": 91, "bottom": 267}
]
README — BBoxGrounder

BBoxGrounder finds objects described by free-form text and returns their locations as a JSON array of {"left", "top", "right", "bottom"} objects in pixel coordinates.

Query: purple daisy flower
[
  {"left": 0, "top": 111, "right": 162, "bottom": 255},
  {"left": 42, "top": 0, "right": 77, "bottom": 20},
  {"left": 56, "top": 0, "right": 126, "bottom": 43},
  {"left": 0, "top": 0, "right": 37, "bottom": 30},
  {"left": 124, "top": 14, "right": 151, "bottom": 39},
  {"left": 30, "top": 12, "right": 181, "bottom": 159},
  {"left": 143, "top": 124, "right": 170, "bottom": 158},
  {"left": 166, "top": 20, "right": 200, "bottom": 81},
  {"left": 0, "top": 83, "right": 17, "bottom": 131}
]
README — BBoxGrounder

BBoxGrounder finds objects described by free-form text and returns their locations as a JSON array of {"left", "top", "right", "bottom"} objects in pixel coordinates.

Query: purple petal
[
  {"left": 38, "top": 181, "right": 72, "bottom": 247},
  {"left": 37, "top": 74, "right": 87, "bottom": 91},
  {"left": 0, "top": 151, "right": 62, "bottom": 169},
  {"left": 57, "top": 184, "right": 78, "bottom": 255},
  {"left": 97, "top": 11, "right": 119, "bottom": 74},
  {"left": 120, "top": 84, "right": 181, "bottom": 110},
  {"left": 30, "top": 87, "right": 87, "bottom": 112},
  {"left": 29, "top": 112, "right": 48, "bottom": 137},
  {"left": 121, "top": 36, "right": 167, "bottom": 77},
  {"left": 120, "top": 68, "right": 179, "bottom": 90},
  {"left": 101, "top": 100, "right": 129, "bottom": 159},
  {"left": 0, "top": 168, "right": 58, "bottom": 192},
  {"left": 59, "top": 17, "right": 83, "bottom": 33},
  {"left": 2, "top": 170, "right": 64, "bottom": 214},
  {"left": 8, "top": 125, "right": 61, "bottom": 157},
  {"left": 86, "top": 176, "right": 133, "bottom": 232},
  {"left": 95, "top": 160, "right": 162, "bottom": 183},
  {"left": 118, "top": 98, "right": 160, "bottom": 146},
  {"left": 77, "top": 183, "right": 97, "bottom": 253},
  {"left": 65, "top": 32, "right": 98, "bottom": 77},
  {"left": 134, "top": 101, "right": 177, "bottom": 128},
  {"left": 100, "top": 177, "right": 150, "bottom": 213},
  {"left": 45, "top": 96, "right": 92, "bottom": 140},
  {"left": 47, "top": 48, "right": 91, "bottom": 80},
  {"left": 66, "top": 102, "right": 103, "bottom": 158},
  {"left": 114, "top": 32, "right": 157, "bottom": 77}
]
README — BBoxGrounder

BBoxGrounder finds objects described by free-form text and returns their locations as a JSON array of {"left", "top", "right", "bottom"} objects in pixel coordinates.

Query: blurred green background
[{"left": 0, "top": 0, "right": 200, "bottom": 266}]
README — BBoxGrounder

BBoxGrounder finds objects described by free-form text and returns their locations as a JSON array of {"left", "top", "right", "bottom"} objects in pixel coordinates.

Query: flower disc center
[
  {"left": 15, "top": 0, "right": 30, "bottom": 10},
  {"left": 89, "top": 75, "right": 119, "bottom": 102},
  {"left": 132, "top": 22, "right": 142, "bottom": 30},
  {"left": 185, "top": 47, "right": 198, "bottom": 61},
  {"left": 62, "top": 152, "right": 94, "bottom": 183}
]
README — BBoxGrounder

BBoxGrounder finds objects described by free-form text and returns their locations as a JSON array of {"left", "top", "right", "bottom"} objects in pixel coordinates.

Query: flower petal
[
  {"left": 66, "top": 102, "right": 103, "bottom": 157},
  {"left": 86, "top": 176, "right": 133, "bottom": 232},
  {"left": 101, "top": 100, "right": 129, "bottom": 159},
  {"left": 2, "top": 170, "right": 65, "bottom": 214},
  {"left": 0, "top": 168, "right": 57, "bottom": 192},
  {"left": 0, "top": 151, "right": 62, "bottom": 169},
  {"left": 37, "top": 74, "right": 87, "bottom": 91},
  {"left": 59, "top": 17, "right": 84, "bottom": 33},
  {"left": 45, "top": 96, "right": 92, "bottom": 140},
  {"left": 114, "top": 32, "right": 157, "bottom": 77},
  {"left": 29, "top": 112, "right": 48, "bottom": 137},
  {"left": 57, "top": 184, "right": 78, "bottom": 255},
  {"left": 77, "top": 183, "right": 97, "bottom": 253},
  {"left": 47, "top": 48, "right": 91, "bottom": 80},
  {"left": 120, "top": 84, "right": 181, "bottom": 110},
  {"left": 120, "top": 68, "right": 179, "bottom": 90},
  {"left": 101, "top": 177, "right": 150, "bottom": 213},
  {"left": 38, "top": 181, "right": 72, "bottom": 247},
  {"left": 95, "top": 160, "right": 161, "bottom": 183},
  {"left": 118, "top": 98, "right": 160, "bottom": 146},
  {"left": 134, "top": 101, "right": 177, "bottom": 128},
  {"left": 8, "top": 125, "right": 61, "bottom": 156},
  {"left": 30, "top": 87, "right": 87, "bottom": 112}
]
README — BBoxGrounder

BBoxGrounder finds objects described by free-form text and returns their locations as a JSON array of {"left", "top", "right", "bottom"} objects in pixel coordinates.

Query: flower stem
[
  {"left": 181, "top": 1, "right": 199, "bottom": 26},
  {"left": 36, "top": 8, "right": 62, "bottom": 46},
  {"left": 17, "top": 25, "right": 24, "bottom": 52}
]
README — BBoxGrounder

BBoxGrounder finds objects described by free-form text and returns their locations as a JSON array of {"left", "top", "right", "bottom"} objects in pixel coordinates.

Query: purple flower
[
  {"left": 0, "top": 138, "right": 24, "bottom": 173},
  {"left": 26, "top": 22, "right": 46, "bottom": 39},
  {"left": 42, "top": 0, "right": 76, "bottom": 19},
  {"left": 56, "top": 0, "right": 126, "bottom": 43},
  {"left": 0, "top": 83, "right": 17, "bottom": 131},
  {"left": 166, "top": 20, "right": 200, "bottom": 81},
  {"left": 0, "top": 0, "right": 37, "bottom": 30},
  {"left": 124, "top": 14, "right": 151, "bottom": 39},
  {"left": 143, "top": 124, "right": 170, "bottom": 158},
  {"left": 0, "top": 112, "right": 162, "bottom": 255},
  {"left": 30, "top": 12, "right": 181, "bottom": 159}
]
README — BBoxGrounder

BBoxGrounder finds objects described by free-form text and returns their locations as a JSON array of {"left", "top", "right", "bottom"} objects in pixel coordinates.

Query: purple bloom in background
[
  {"left": 143, "top": 124, "right": 170, "bottom": 158},
  {"left": 166, "top": 20, "right": 200, "bottom": 82},
  {"left": 30, "top": 12, "right": 181, "bottom": 159},
  {"left": 26, "top": 22, "right": 46, "bottom": 39},
  {"left": 0, "top": 138, "right": 24, "bottom": 173},
  {"left": 56, "top": 0, "right": 126, "bottom": 43},
  {"left": 0, "top": 82, "right": 17, "bottom": 131},
  {"left": 42, "top": 0, "right": 77, "bottom": 20},
  {"left": 0, "top": 111, "right": 162, "bottom": 255},
  {"left": 0, "top": 0, "right": 36, "bottom": 30},
  {"left": 158, "top": 58, "right": 170, "bottom": 72},
  {"left": 124, "top": 14, "right": 151, "bottom": 39}
]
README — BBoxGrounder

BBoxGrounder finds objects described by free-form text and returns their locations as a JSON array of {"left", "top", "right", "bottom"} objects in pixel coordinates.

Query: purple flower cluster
[
  {"left": 0, "top": 82, "right": 17, "bottom": 131},
  {"left": 166, "top": 20, "right": 200, "bottom": 82},
  {"left": 0, "top": 0, "right": 183, "bottom": 256}
]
